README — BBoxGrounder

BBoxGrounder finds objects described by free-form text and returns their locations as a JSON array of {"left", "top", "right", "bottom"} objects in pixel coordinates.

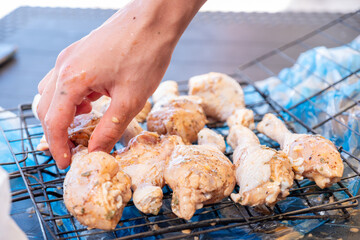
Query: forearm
[{"left": 102, "top": 0, "right": 206, "bottom": 48}]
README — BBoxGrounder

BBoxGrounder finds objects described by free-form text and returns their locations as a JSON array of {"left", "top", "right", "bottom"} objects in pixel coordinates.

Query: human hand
[{"left": 36, "top": 0, "right": 206, "bottom": 169}]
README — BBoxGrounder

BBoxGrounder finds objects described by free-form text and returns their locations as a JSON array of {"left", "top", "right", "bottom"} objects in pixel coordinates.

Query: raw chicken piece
[
  {"left": 152, "top": 80, "right": 179, "bottom": 104},
  {"left": 63, "top": 146, "right": 132, "bottom": 230},
  {"left": 188, "top": 72, "right": 245, "bottom": 121},
  {"left": 32, "top": 94, "right": 41, "bottom": 119},
  {"left": 114, "top": 132, "right": 183, "bottom": 214},
  {"left": 36, "top": 111, "right": 143, "bottom": 151},
  {"left": 165, "top": 145, "right": 236, "bottom": 220},
  {"left": 228, "top": 125, "right": 294, "bottom": 207},
  {"left": 147, "top": 96, "right": 207, "bottom": 144},
  {"left": 257, "top": 113, "right": 344, "bottom": 189},
  {"left": 135, "top": 100, "right": 152, "bottom": 123},
  {"left": 227, "top": 108, "right": 255, "bottom": 129},
  {"left": 90, "top": 95, "right": 151, "bottom": 123},
  {"left": 197, "top": 128, "right": 226, "bottom": 153},
  {"left": 119, "top": 118, "right": 144, "bottom": 146},
  {"left": 91, "top": 96, "right": 111, "bottom": 114},
  {"left": 68, "top": 111, "right": 101, "bottom": 146},
  {"left": 36, "top": 135, "right": 49, "bottom": 152},
  {"left": 36, "top": 111, "right": 101, "bottom": 151}
]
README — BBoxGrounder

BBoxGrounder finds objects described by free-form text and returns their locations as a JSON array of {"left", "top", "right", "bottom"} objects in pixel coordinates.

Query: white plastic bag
[{"left": 0, "top": 167, "right": 27, "bottom": 240}]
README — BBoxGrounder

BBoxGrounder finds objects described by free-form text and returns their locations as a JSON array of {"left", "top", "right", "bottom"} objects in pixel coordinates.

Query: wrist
[{"left": 107, "top": 0, "right": 206, "bottom": 47}]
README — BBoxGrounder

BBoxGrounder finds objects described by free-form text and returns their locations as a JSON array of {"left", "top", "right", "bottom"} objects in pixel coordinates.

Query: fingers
[
  {"left": 38, "top": 69, "right": 90, "bottom": 169},
  {"left": 75, "top": 98, "right": 92, "bottom": 116},
  {"left": 37, "top": 72, "right": 57, "bottom": 129},
  {"left": 38, "top": 68, "right": 55, "bottom": 94},
  {"left": 88, "top": 96, "right": 133, "bottom": 153},
  {"left": 86, "top": 92, "right": 103, "bottom": 102},
  {"left": 44, "top": 90, "right": 80, "bottom": 169}
]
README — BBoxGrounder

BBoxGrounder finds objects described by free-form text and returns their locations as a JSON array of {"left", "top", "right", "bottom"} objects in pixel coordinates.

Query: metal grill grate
[{"left": 1, "top": 10, "right": 360, "bottom": 240}]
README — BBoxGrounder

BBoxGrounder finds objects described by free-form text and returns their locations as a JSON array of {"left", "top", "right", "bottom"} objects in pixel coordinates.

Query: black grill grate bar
[
  {"left": 286, "top": 69, "right": 360, "bottom": 111},
  {"left": 273, "top": 49, "right": 360, "bottom": 110},
  {"left": 318, "top": 31, "right": 360, "bottom": 54},
  {"left": 252, "top": 60, "right": 360, "bottom": 136},
  {"left": 239, "top": 10, "right": 359, "bottom": 71},
  {"left": 3, "top": 10, "right": 360, "bottom": 240}
]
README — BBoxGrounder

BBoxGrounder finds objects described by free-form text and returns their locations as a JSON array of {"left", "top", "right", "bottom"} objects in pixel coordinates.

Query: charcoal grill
[{"left": 1, "top": 9, "right": 360, "bottom": 240}]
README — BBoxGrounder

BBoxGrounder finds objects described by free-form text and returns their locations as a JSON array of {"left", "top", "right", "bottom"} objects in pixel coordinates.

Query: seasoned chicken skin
[
  {"left": 197, "top": 128, "right": 226, "bottom": 153},
  {"left": 63, "top": 146, "right": 132, "bottom": 230},
  {"left": 37, "top": 110, "right": 143, "bottom": 151},
  {"left": 257, "top": 113, "right": 344, "bottom": 189},
  {"left": 227, "top": 108, "right": 255, "bottom": 129},
  {"left": 147, "top": 96, "right": 207, "bottom": 144},
  {"left": 90, "top": 95, "right": 151, "bottom": 123},
  {"left": 91, "top": 95, "right": 111, "bottom": 114},
  {"left": 36, "top": 111, "right": 101, "bottom": 151},
  {"left": 165, "top": 145, "right": 236, "bottom": 220},
  {"left": 114, "top": 132, "right": 183, "bottom": 215},
  {"left": 152, "top": 80, "right": 179, "bottom": 104},
  {"left": 68, "top": 111, "right": 101, "bottom": 146},
  {"left": 135, "top": 100, "right": 152, "bottom": 123},
  {"left": 189, "top": 72, "right": 245, "bottom": 121},
  {"left": 228, "top": 125, "right": 294, "bottom": 207}
]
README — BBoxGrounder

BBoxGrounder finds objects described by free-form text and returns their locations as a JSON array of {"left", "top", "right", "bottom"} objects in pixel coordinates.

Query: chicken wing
[
  {"left": 197, "top": 128, "right": 226, "bottom": 153},
  {"left": 147, "top": 96, "right": 207, "bottom": 144},
  {"left": 114, "top": 132, "right": 183, "bottom": 215},
  {"left": 228, "top": 125, "right": 294, "bottom": 207},
  {"left": 63, "top": 146, "right": 132, "bottom": 230},
  {"left": 165, "top": 145, "right": 236, "bottom": 220},
  {"left": 257, "top": 113, "right": 344, "bottom": 189},
  {"left": 188, "top": 72, "right": 245, "bottom": 121}
]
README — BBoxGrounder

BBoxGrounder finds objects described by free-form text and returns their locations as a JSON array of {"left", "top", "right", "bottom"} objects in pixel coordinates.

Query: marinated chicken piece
[
  {"left": 91, "top": 95, "right": 150, "bottom": 123},
  {"left": 32, "top": 94, "right": 41, "bottom": 119},
  {"left": 189, "top": 72, "right": 245, "bottom": 121},
  {"left": 197, "top": 128, "right": 226, "bottom": 153},
  {"left": 91, "top": 95, "right": 111, "bottom": 114},
  {"left": 37, "top": 110, "right": 143, "bottom": 151},
  {"left": 36, "top": 135, "right": 50, "bottom": 152},
  {"left": 147, "top": 96, "right": 207, "bottom": 144},
  {"left": 68, "top": 111, "right": 102, "bottom": 146},
  {"left": 119, "top": 118, "right": 144, "bottom": 146},
  {"left": 114, "top": 132, "right": 183, "bottom": 214},
  {"left": 257, "top": 113, "right": 344, "bottom": 189},
  {"left": 36, "top": 111, "right": 101, "bottom": 151},
  {"left": 152, "top": 80, "right": 179, "bottom": 104},
  {"left": 227, "top": 108, "right": 255, "bottom": 129},
  {"left": 165, "top": 145, "right": 236, "bottom": 220},
  {"left": 135, "top": 100, "right": 152, "bottom": 123},
  {"left": 63, "top": 146, "right": 132, "bottom": 230},
  {"left": 228, "top": 125, "right": 294, "bottom": 207}
]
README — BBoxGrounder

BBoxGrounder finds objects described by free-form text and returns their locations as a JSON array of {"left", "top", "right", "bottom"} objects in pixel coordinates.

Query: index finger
[{"left": 44, "top": 87, "right": 88, "bottom": 169}]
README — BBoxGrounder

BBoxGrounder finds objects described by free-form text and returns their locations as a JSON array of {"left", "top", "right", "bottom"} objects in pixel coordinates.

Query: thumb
[{"left": 88, "top": 96, "right": 133, "bottom": 153}]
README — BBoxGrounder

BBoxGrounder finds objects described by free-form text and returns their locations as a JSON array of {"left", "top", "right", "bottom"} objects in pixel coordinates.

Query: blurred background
[
  {"left": 1, "top": 0, "right": 360, "bottom": 18},
  {"left": 0, "top": 0, "right": 359, "bottom": 107}
]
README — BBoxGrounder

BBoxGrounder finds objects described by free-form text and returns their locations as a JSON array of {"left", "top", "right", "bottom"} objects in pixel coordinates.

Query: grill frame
[{"left": 1, "top": 9, "right": 360, "bottom": 240}]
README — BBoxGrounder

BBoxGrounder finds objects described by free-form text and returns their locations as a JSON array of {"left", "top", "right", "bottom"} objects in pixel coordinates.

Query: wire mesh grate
[{"left": 1, "top": 9, "right": 360, "bottom": 240}]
